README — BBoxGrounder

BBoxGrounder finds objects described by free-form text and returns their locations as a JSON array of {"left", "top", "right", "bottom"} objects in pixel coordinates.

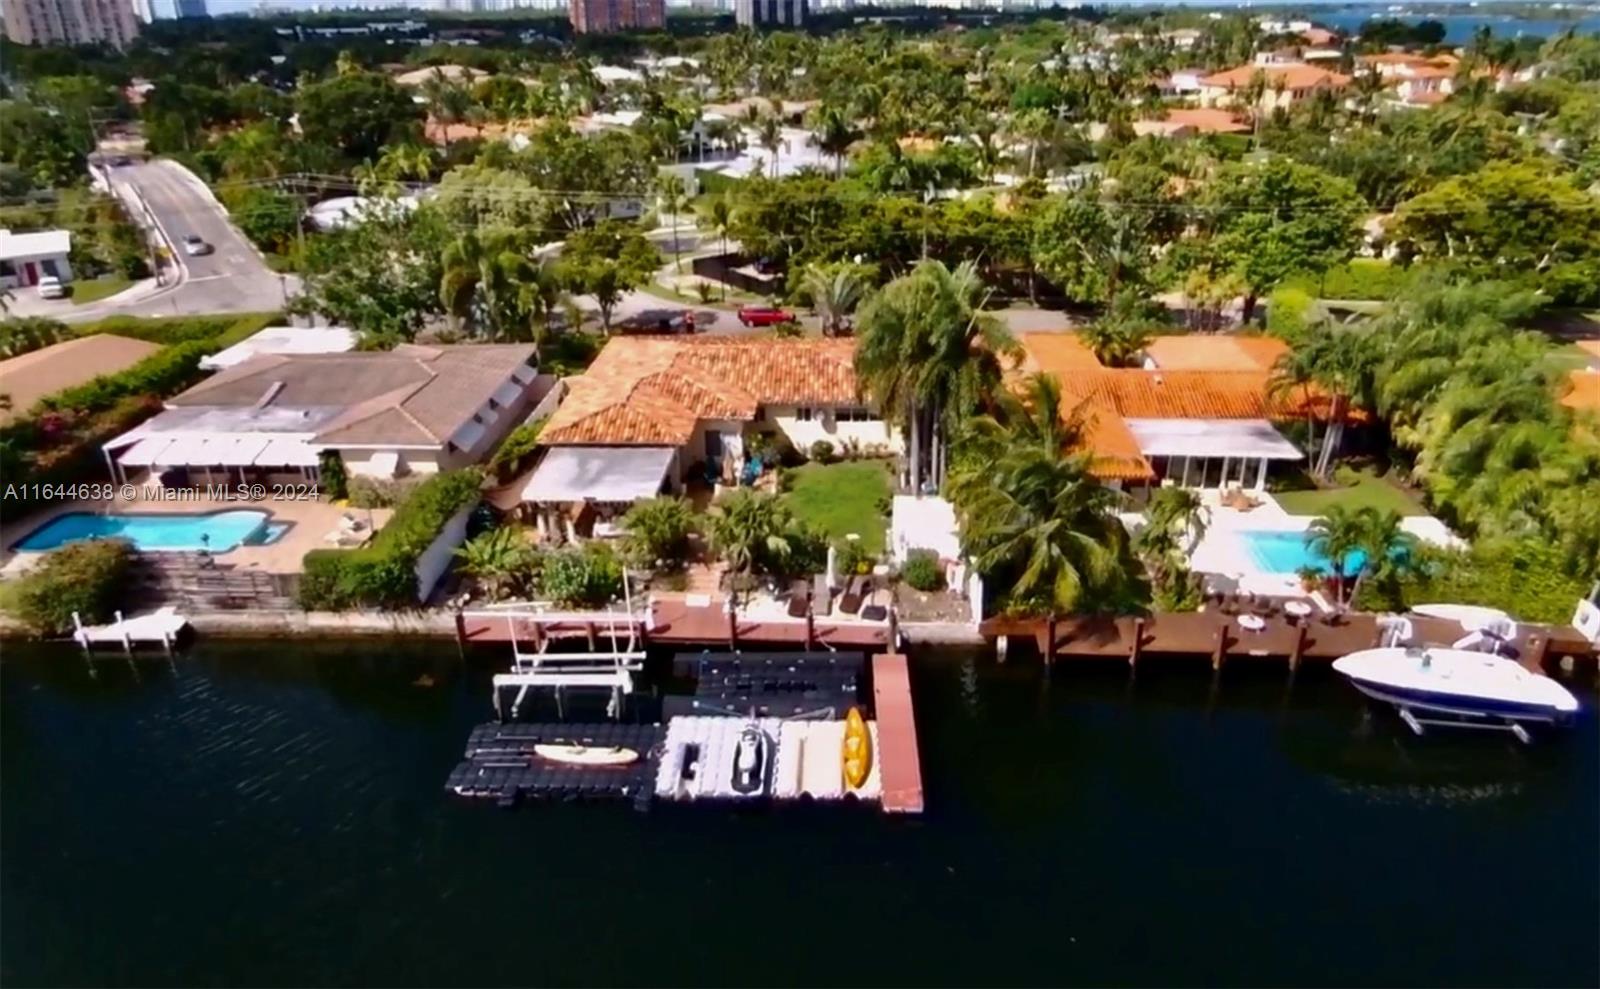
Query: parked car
[
  {"left": 737, "top": 305, "right": 796, "bottom": 327},
  {"left": 181, "top": 234, "right": 213, "bottom": 257},
  {"left": 36, "top": 275, "right": 65, "bottom": 300}
]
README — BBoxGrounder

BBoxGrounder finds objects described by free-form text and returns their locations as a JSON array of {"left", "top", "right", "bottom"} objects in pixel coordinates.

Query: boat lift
[{"left": 464, "top": 571, "right": 648, "bottom": 720}]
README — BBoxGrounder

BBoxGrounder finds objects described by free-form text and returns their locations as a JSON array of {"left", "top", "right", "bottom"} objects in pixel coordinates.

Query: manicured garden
[
  {"left": 780, "top": 460, "right": 891, "bottom": 554},
  {"left": 1272, "top": 466, "right": 1426, "bottom": 518}
]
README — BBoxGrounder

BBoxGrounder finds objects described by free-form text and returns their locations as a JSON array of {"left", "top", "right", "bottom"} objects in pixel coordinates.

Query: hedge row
[
  {"left": 298, "top": 469, "right": 483, "bottom": 611},
  {"left": 1280, "top": 259, "right": 1413, "bottom": 301},
  {"left": 0, "top": 313, "right": 281, "bottom": 511},
  {"left": 0, "top": 539, "right": 135, "bottom": 637}
]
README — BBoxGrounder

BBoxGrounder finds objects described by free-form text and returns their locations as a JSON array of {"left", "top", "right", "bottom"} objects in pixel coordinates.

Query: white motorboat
[
  {"left": 1333, "top": 628, "right": 1580, "bottom": 740},
  {"left": 730, "top": 724, "right": 767, "bottom": 795}
]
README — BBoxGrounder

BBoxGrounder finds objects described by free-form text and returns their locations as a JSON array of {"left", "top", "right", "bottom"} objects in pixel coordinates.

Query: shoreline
[{"left": 0, "top": 609, "right": 989, "bottom": 646}]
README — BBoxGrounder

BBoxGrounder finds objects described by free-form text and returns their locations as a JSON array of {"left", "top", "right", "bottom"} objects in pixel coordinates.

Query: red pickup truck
[{"left": 736, "top": 305, "right": 796, "bottom": 327}]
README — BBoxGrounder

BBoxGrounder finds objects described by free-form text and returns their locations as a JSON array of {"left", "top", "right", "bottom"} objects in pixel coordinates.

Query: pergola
[{"left": 104, "top": 430, "right": 321, "bottom": 486}]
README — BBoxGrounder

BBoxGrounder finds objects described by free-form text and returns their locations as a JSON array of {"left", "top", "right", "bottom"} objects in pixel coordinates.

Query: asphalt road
[{"left": 59, "top": 160, "right": 291, "bottom": 322}]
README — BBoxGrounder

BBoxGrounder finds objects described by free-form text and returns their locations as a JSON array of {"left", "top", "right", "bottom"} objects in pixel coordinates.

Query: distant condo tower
[
  {"left": 568, "top": 0, "right": 664, "bottom": 34},
  {"left": 736, "top": 0, "right": 806, "bottom": 28},
  {"left": 1, "top": 0, "right": 139, "bottom": 48}
]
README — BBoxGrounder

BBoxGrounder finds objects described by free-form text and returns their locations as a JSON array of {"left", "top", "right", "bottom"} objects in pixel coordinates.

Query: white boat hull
[{"left": 1333, "top": 647, "right": 1579, "bottom": 727}]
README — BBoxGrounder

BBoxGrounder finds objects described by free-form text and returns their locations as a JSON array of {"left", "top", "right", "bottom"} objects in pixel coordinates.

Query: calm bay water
[{"left": 2, "top": 639, "right": 1596, "bottom": 988}]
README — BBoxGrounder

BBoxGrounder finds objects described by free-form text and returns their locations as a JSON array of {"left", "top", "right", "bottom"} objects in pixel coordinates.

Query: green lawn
[
  {"left": 781, "top": 460, "right": 892, "bottom": 553},
  {"left": 70, "top": 276, "right": 134, "bottom": 305},
  {"left": 1272, "top": 467, "right": 1427, "bottom": 517}
]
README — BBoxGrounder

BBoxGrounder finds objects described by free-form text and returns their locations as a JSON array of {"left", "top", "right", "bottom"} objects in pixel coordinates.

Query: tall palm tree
[
  {"left": 800, "top": 263, "right": 864, "bottom": 337},
  {"left": 947, "top": 374, "right": 1144, "bottom": 617},
  {"left": 1270, "top": 322, "right": 1379, "bottom": 479},
  {"left": 755, "top": 114, "right": 786, "bottom": 179},
  {"left": 655, "top": 172, "right": 688, "bottom": 273},
  {"left": 807, "top": 104, "right": 859, "bottom": 177},
  {"left": 855, "top": 260, "right": 1019, "bottom": 493},
  {"left": 440, "top": 229, "right": 528, "bottom": 342}
]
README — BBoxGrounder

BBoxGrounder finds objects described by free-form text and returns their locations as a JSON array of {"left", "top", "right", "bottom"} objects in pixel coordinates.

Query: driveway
[{"left": 14, "top": 160, "right": 293, "bottom": 323}]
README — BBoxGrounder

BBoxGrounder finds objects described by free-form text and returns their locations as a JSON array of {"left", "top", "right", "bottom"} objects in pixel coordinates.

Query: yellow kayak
[{"left": 842, "top": 707, "right": 872, "bottom": 790}]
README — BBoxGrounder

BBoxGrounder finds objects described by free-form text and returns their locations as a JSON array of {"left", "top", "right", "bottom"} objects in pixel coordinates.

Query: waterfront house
[
  {"left": 519, "top": 336, "right": 897, "bottom": 539},
  {"left": 103, "top": 344, "right": 550, "bottom": 487},
  {"left": 1017, "top": 333, "right": 1349, "bottom": 491}
]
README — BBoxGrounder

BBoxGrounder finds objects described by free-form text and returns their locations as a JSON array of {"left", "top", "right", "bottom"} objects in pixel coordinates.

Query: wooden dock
[
  {"left": 872, "top": 653, "right": 924, "bottom": 815},
  {"left": 460, "top": 595, "right": 891, "bottom": 651},
  {"left": 980, "top": 610, "right": 1597, "bottom": 674}
]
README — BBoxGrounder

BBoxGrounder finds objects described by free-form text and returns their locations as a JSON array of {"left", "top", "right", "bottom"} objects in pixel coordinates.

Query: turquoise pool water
[
  {"left": 1242, "top": 530, "right": 1368, "bottom": 576},
  {"left": 15, "top": 510, "right": 273, "bottom": 553}
]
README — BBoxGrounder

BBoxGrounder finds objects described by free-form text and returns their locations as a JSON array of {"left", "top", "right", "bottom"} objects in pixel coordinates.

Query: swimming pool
[
  {"left": 14, "top": 510, "right": 275, "bottom": 553},
  {"left": 1241, "top": 530, "right": 1368, "bottom": 576}
]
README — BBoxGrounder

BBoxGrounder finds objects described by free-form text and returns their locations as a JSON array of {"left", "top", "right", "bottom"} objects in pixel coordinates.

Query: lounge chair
[
  {"left": 785, "top": 579, "right": 809, "bottom": 618},
  {"left": 838, "top": 576, "right": 867, "bottom": 616}
]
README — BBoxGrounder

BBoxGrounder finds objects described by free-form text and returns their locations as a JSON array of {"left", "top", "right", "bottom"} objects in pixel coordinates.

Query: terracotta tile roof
[
  {"left": 541, "top": 337, "right": 861, "bottom": 446},
  {"left": 0, "top": 334, "right": 161, "bottom": 424},
  {"left": 1143, "top": 335, "right": 1288, "bottom": 371},
  {"left": 1201, "top": 63, "right": 1352, "bottom": 91},
  {"left": 1162, "top": 107, "right": 1251, "bottom": 134},
  {"left": 1562, "top": 370, "right": 1600, "bottom": 412},
  {"left": 1017, "top": 332, "right": 1337, "bottom": 480},
  {"left": 1360, "top": 52, "right": 1435, "bottom": 67}
]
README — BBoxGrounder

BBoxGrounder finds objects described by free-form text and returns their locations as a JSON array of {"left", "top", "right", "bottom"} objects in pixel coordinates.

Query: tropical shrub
[
  {"left": 809, "top": 439, "right": 835, "bottom": 463},
  {"left": 1281, "top": 259, "right": 1411, "bottom": 301},
  {"left": 539, "top": 542, "right": 623, "bottom": 608},
  {"left": 0, "top": 316, "right": 70, "bottom": 358},
  {"left": 1356, "top": 538, "right": 1591, "bottom": 624},
  {"left": 900, "top": 549, "right": 943, "bottom": 592},
  {"left": 0, "top": 538, "right": 134, "bottom": 636},
  {"left": 298, "top": 469, "right": 482, "bottom": 610},
  {"left": 319, "top": 450, "right": 348, "bottom": 500},
  {"left": 620, "top": 496, "right": 696, "bottom": 567},
  {"left": 834, "top": 538, "right": 874, "bottom": 578},
  {"left": 454, "top": 526, "right": 539, "bottom": 601},
  {"left": 486, "top": 417, "right": 545, "bottom": 484},
  {"left": 708, "top": 488, "right": 817, "bottom": 579}
]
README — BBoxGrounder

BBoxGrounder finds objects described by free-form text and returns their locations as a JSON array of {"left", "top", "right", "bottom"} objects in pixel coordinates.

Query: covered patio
[
  {"left": 520, "top": 446, "right": 679, "bottom": 541},
  {"left": 105, "top": 426, "right": 322, "bottom": 488},
  {"left": 1129, "top": 418, "right": 1304, "bottom": 490}
]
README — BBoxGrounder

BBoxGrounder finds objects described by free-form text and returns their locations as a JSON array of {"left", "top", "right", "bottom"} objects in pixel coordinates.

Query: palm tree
[
  {"left": 423, "top": 70, "right": 473, "bottom": 150},
  {"left": 947, "top": 375, "right": 1144, "bottom": 617},
  {"left": 854, "top": 260, "right": 1019, "bottom": 493},
  {"left": 1077, "top": 319, "right": 1152, "bottom": 368},
  {"left": 1308, "top": 505, "right": 1419, "bottom": 609},
  {"left": 807, "top": 104, "right": 858, "bottom": 177},
  {"left": 1270, "top": 322, "right": 1379, "bottom": 479},
  {"left": 755, "top": 113, "right": 786, "bottom": 179},
  {"left": 707, "top": 489, "right": 800, "bottom": 579},
  {"left": 655, "top": 172, "right": 688, "bottom": 273},
  {"left": 455, "top": 527, "right": 536, "bottom": 602},
  {"left": 440, "top": 229, "right": 528, "bottom": 341},
  {"left": 620, "top": 496, "right": 696, "bottom": 568},
  {"left": 800, "top": 263, "right": 864, "bottom": 336}
]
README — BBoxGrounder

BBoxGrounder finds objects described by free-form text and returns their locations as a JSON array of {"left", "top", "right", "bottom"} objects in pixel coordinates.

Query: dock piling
[
  {"left": 1129, "top": 616, "right": 1145, "bottom": 669},
  {"left": 1212, "top": 621, "right": 1229, "bottom": 672},
  {"left": 1289, "top": 622, "right": 1307, "bottom": 672}
]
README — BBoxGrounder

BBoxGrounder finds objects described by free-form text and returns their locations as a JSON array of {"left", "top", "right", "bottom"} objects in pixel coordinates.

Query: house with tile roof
[
  {"left": 102, "top": 344, "right": 549, "bottom": 487},
  {"left": 518, "top": 336, "right": 898, "bottom": 538},
  {"left": 1199, "top": 62, "right": 1352, "bottom": 111},
  {"left": 1018, "top": 332, "right": 1348, "bottom": 491},
  {"left": 1562, "top": 341, "right": 1600, "bottom": 414}
]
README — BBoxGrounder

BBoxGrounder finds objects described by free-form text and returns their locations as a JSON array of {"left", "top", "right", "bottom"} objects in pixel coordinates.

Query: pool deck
[
  {"left": 1188, "top": 490, "right": 1462, "bottom": 599},
  {"left": 0, "top": 492, "right": 392, "bottom": 576}
]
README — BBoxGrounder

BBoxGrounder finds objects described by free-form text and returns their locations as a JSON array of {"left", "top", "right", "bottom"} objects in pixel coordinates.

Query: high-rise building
[
  {"left": 1, "top": 0, "right": 140, "bottom": 48},
  {"left": 568, "top": 0, "right": 663, "bottom": 35},
  {"left": 734, "top": 0, "right": 803, "bottom": 27}
]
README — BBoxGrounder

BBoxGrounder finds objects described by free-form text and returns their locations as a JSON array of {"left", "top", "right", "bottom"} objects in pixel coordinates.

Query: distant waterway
[{"left": 2, "top": 639, "right": 1595, "bottom": 987}]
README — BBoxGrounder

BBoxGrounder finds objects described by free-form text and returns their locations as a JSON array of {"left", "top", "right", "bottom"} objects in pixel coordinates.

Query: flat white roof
[
  {"left": 0, "top": 228, "right": 71, "bottom": 261},
  {"left": 1125, "top": 419, "right": 1304, "bottom": 460},
  {"left": 199, "top": 326, "right": 358, "bottom": 370},
  {"left": 522, "top": 446, "right": 674, "bottom": 503}
]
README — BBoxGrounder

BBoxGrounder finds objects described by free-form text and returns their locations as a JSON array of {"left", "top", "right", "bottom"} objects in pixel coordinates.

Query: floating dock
[
  {"left": 71, "top": 607, "right": 188, "bottom": 654},
  {"left": 446, "top": 722, "right": 664, "bottom": 807},
  {"left": 653, "top": 715, "right": 882, "bottom": 804}
]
